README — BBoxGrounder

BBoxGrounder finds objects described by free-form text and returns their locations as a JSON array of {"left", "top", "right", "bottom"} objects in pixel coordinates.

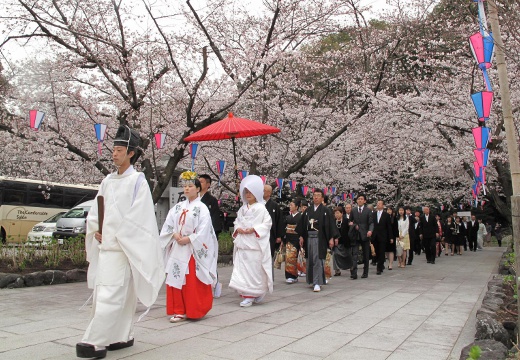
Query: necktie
[{"left": 359, "top": 207, "right": 362, "bottom": 213}]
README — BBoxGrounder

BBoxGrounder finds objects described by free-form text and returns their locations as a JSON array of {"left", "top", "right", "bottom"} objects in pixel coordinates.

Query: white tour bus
[{"left": 0, "top": 177, "right": 98, "bottom": 244}]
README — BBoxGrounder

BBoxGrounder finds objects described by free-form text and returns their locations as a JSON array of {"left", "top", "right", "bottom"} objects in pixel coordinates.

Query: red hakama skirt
[{"left": 166, "top": 256, "right": 213, "bottom": 319}]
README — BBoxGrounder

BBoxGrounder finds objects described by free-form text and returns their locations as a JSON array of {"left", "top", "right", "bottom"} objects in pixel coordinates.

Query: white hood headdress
[{"left": 239, "top": 175, "right": 265, "bottom": 205}]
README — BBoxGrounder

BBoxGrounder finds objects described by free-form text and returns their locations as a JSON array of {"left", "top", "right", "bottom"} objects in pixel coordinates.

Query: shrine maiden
[{"left": 160, "top": 171, "right": 218, "bottom": 323}]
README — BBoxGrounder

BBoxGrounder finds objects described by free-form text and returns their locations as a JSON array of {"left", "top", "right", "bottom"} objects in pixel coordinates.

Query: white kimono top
[
  {"left": 229, "top": 202, "right": 273, "bottom": 295},
  {"left": 159, "top": 197, "right": 218, "bottom": 289},
  {"left": 85, "top": 166, "right": 165, "bottom": 307}
]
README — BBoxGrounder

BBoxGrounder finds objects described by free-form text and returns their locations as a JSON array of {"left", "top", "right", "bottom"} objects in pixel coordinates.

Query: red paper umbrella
[{"left": 184, "top": 113, "right": 281, "bottom": 188}]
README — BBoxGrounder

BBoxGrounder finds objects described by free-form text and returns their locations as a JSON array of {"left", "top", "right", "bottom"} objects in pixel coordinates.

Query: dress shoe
[
  {"left": 407, "top": 263, "right": 412, "bottom": 266},
  {"left": 334, "top": 270, "right": 341, "bottom": 276},
  {"left": 351, "top": 275, "right": 357, "bottom": 280},
  {"left": 376, "top": 271, "right": 382, "bottom": 275},
  {"left": 361, "top": 274, "right": 368, "bottom": 278},
  {"left": 76, "top": 343, "right": 107, "bottom": 359},
  {"left": 107, "top": 338, "right": 134, "bottom": 351},
  {"left": 431, "top": 261, "right": 435, "bottom": 264}
]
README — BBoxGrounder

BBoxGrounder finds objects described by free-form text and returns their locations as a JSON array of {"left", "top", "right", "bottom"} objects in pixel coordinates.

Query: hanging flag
[
  {"left": 29, "top": 110, "right": 45, "bottom": 130},
  {"left": 189, "top": 143, "right": 199, "bottom": 171},
  {"left": 482, "top": 148, "right": 490, "bottom": 167},
  {"left": 275, "top": 178, "right": 284, "bottom": 198},
  {"left": 471, "top": 92, "right": 493, "bottom": 122},
  {"left": 469, "top": 31, "right": 495, "bottom": 91},
  {"left": 474, "top": 149, "right": 484, "bottom": 168},
  {"left": 342, "top": 193, "right": 347, "bottom": 201},
  {"left": 94, "top": 123, "right": 108, "bottom": 155},
  {"left": 323, "top": 187, "right": 328, "bottom": 195},
  {"left": 216, "top": 160, "right": 226, "bottom": 186},
  {"left": 472, "top": 127, "right": 490, "bottom": 149},
  {"left": 238, "top": 170, "right": 249, "bottom": 180},
  {"left": 154, "top": 133, "right": 166, "bottom": 149},
  {"left": 260, "top": 176, "right": 267, "bottom": 184},
  {"left": 331, "top": 187, "right": 336, "bottom": 195},
  {"left": 301, "top": 186, "right": 309, "bottom": 196},
  {"left": 288, "top": 180, "right": 297, "bottom": 192}
]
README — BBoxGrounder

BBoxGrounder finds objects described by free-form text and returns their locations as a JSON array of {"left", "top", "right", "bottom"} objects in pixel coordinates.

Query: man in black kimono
[
  {"left": 298, "top": 189, "right": 335, "bottom": 292},
  {"left": 199, "top": 174, "right": 222, "bottom": 236},
  {"left": 264, "top": 185, "right": 285, "bottom": 257}
]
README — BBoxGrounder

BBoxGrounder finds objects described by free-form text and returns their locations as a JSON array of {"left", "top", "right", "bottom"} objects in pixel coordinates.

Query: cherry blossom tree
[{"left": 0, "top": 0, "right": 519, "bottom": 224}]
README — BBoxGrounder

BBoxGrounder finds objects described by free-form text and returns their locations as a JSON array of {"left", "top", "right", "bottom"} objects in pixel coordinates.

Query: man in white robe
[
  {"left": 76, "top": 126, "right": 165, "bottom": 359},
  {"left": 229, "top": 175, "right": 273, "bottom": 307}
]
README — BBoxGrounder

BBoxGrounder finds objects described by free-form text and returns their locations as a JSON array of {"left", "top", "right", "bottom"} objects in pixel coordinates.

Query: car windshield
[
  {"left": 43, "top": 212, "right": 66, "bottom": 223},
  {"left": 62, "top": 206, "right": 91, "bottom": 219}
]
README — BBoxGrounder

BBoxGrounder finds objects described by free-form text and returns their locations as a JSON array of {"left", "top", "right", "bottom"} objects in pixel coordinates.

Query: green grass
[{"left": 218, "top": 232, "right": 234, "bottom": 255}]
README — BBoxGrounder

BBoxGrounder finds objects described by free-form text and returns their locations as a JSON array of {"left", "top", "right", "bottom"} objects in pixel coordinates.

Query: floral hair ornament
[{"left": 180, "top": 171, "right": 198, "bottom": 183}]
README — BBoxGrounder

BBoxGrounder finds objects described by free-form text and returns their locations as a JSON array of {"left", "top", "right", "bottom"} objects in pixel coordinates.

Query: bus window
[{"left": 3, "top": 182, "right": 27, "bottom": 204}]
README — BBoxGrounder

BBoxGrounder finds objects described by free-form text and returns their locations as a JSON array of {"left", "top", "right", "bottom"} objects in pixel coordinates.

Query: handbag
[
  {"left": 297, "top": 248, "right": 306, "bottom": 274},
  {"left": 370, "top": 243, "right": 376, "bottom": 257},
  {"left": 273, "top": 244, "right": 285, "bottom": 269}
]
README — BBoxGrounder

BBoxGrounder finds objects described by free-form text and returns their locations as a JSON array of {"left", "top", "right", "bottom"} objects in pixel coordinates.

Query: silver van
[{"left": 53, "top": 200, "right": 94, "bottom": 243}]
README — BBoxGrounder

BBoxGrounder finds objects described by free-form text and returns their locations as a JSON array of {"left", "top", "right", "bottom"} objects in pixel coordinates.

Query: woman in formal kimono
[
  {"left": 229, "top": 175, "right": 273, "bottom": 307},
  {"left": 284, "top": 199, "right": 302, "bottom": 283},
  {"left": 160, "top": 171, "right": 218, "bottom": 323}
]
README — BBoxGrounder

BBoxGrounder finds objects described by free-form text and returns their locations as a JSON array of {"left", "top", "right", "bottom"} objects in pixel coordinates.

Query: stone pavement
[{"left": 0, "top": 247, "right": 505, "bottom": 360}]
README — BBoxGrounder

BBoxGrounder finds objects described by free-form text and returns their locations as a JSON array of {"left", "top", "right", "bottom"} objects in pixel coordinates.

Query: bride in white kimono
[
  {"left": 229, "top": 175, "right": 273, "bottom": 307},
  {"left": 160, "top": 171, "right": 218, "bottom": 323}
]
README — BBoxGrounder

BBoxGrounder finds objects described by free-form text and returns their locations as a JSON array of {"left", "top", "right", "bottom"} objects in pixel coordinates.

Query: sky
[{"left": 0, "top": 0, "right": 395, "bottom": 73}]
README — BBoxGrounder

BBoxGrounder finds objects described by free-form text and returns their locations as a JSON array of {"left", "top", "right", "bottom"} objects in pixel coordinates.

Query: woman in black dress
[
  {"left": 443, "top": 216, "right": 455, "bottom": 255},
  {"left": 454, "top": 217, "right": 465, "bottom": 255},
  {"left": 385, "top": 207, "right": 399, "bottom": 270}
]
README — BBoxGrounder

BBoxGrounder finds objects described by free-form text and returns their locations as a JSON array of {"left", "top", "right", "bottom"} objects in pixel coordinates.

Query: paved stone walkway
[{"left": 0, "top": 247, "right": 505, "bottom": 360}]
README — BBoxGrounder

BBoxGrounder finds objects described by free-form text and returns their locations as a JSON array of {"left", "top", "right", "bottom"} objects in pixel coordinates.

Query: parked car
[
  {"left": 26, "top": 211, "right": 66, "bottom": 246},
  {"left": 52, "top": 200, "right": 94, "bottom": 244}
]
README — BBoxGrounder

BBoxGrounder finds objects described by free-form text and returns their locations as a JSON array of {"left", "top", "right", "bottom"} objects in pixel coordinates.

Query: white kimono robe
[
  {"left": 229, "top": 202, "right": 273, "bottom": 297},
  {"left": 159, "top": 197, "right": 218, "bottom": 289},
  {"left": 82, "top": 166, "right": 165, "bottom": 346}
]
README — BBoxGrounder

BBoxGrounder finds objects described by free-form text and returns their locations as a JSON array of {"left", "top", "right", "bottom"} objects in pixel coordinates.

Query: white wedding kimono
[
  {"left": 82, "top": 166, "right": 165, "bottom": 346},
  {"left": 229, "top": 202, "right": 273, "bottom": 297},
  {"left": 159, "top": 197, "right": 218, "bottom": 289}
]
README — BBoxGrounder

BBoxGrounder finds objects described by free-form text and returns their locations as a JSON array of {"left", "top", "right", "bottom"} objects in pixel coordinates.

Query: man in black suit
[
  {"left": 467, "top": 215, "right": 478, "bottom": 252},
  {"left": 371, "top": 200, "right": 393, "bottom": 274},
  {"left": 419, "top": 206, "right": 438, "bottom": 264},
  {"left": 199, "top": 174, "right": 222, "bottom": 236},
  {"left": 405, "top": 207, "right": 416, "bottom": 265},
  {"left": 264, "top": 185, "right": 285, "bottom": 257},
  {"left": 351, "top": 194, "right": 374, "bottom": 278}
]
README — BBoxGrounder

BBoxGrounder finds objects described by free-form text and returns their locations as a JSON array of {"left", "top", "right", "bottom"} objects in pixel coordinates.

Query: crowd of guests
[{"left": 267, "top": 190, "right": 499, "bottom": 294}]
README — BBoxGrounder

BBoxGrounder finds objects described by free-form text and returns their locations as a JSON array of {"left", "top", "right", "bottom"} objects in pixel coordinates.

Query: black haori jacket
[{"left": 298, "top": 204, "right": 336, "bottom": 260}]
